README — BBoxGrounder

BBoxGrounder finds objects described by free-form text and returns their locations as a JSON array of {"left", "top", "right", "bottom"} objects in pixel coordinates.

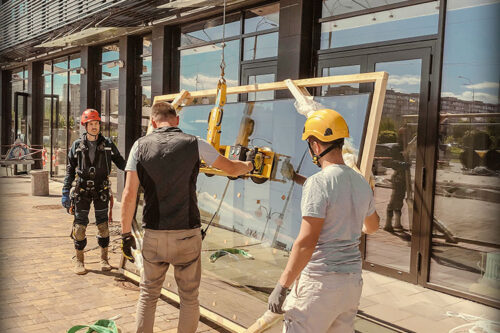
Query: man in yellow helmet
[{"left": 268, "top": 109, "right": 380, "bottom": 332}]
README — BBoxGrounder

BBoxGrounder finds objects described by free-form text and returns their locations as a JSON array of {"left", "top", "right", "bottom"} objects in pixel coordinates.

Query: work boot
[
  {"left": 74, "top": 250, "right": 86, "bottom": 275},
  {"left": 393, "top": 211, "right": 403, "bottom": 230},
  {"left": 100, "top": 247, "right": 112, "bottom": 271},
  {"left": 383, "top": 213, "right": 394, "bottom": 232}
]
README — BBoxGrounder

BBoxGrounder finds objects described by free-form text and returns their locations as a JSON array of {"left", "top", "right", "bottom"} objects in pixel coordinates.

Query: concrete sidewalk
[
  {"left": 0, "top": 175, "right": 498, "bottom": 332},
  {"left": 0, "top": 176, "right": 220, "bottom": 333}
]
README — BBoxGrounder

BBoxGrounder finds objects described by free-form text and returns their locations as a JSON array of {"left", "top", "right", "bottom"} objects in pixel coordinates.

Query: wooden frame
[
  {"left": 154, "top": 72, "right": 389, "bottom": 182},
  {"left": 126, "top": 72, "right": 389, "bottom": 332}
]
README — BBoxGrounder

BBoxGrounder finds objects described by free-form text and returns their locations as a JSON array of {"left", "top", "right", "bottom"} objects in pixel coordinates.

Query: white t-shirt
[
  {"left": 125, "top": 137, "right": 219, "bottom": 172},
  {"left": 301, "top": 164, "right": 375, "bottom": 274}
]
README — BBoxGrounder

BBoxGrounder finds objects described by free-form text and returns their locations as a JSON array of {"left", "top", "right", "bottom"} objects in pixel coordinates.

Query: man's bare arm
[
  {"left": 362, "top": 211, "right": 380, "bottom": 234},
  {"left": 212, "top": 155, "right": 253, "bottom": 177},
  {"left": 278, "top": 216, "right": 324, "bottom": 288},
  {"left": 120, "top": 171, "right": 140, "bottom": 234}
]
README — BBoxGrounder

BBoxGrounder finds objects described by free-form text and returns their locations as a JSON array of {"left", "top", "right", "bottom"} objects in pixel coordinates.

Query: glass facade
[
  {"left": 430, "top": 0, "right": 500, "bottom": 303},
  {"left": 141, "top": 35, "right": 152, "bottom": 137}
]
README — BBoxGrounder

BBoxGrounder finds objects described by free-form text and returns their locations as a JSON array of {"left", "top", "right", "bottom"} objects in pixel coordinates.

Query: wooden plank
[
  {"left": 359, "top": 72, "right": 389, "bottom": 180},
  {"left": 154, "top": 72, "right": 387, "bottom": 103},
  {"left": 284, "top": 79, "right": 312, "bottom": 106},
  {"left": 170, "top": 89, "right": 191, "bottom": 111}
]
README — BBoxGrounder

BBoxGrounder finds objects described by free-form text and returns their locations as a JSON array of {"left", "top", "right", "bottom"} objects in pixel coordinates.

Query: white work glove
[{"left": 281, "top": 160, "right": 295, "bottom": 181}]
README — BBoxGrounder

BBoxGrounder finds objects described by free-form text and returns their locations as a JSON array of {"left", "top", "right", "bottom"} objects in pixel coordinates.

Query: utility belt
[{"left": 74, "top": 175, "right": 110, "bottom": 203}]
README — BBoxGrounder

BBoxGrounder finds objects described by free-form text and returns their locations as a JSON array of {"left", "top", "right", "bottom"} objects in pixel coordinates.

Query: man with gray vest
[{"left": 120, "top": 101, "right": 254, "bottom": 333}]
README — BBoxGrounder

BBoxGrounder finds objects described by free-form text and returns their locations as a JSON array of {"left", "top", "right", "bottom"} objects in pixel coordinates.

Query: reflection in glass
[
  {"left": 69, "top": 67, "right": 81, "bottom": 145},
  {"left": 53, "top": 57, "right": 68, "bottom": 73},
  {"left": 142, "top": 56, "right": 152, "bottom": 76},
  {"left": 69, "top": 54, "right": 81, "bottom": 69},
  {"left": 322, "top": 0, "right": 408, "bottom": 18},
  {"left": 320, "top": 1, "right": 439, "bottom": 49},
  {"left": 53, "top": 72, "right": 68, "bottom": 177},
  {"left": 141, "top": 86, "right": 152, "bottom": 137},
  {"left": 244, "top": 3, "right": 279, "bottom": 33},
  {"left": 431, "top": 0, "right": 500, "bottom": 303},
  {"left": 143, "top": 34, "right": 152, "bottom": 56},
  {"left": 102, "top": 44, "right": 119, "bottom": 62},
  {"left": 321, "top": 65, "right": 361, "bottom": 96},
  {"left": 180, "top": 40, "right": 240, "bottom": 104},
  {"left": 248, "top": 74, "right": 275, "bottom": 101},
  {"left": 131, "top": 94, "right": 372, "bottom": 325},
  {"left": 181, "top": 14, "right": 240, "bottom": 46},
  {"left": 243, "top": 32, "right": 278, "bottom": 60},
  {"left": 366, "top": 59, "right": 422, "bottom": 273}
]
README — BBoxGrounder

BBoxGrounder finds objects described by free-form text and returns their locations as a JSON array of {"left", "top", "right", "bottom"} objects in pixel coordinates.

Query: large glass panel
[
  {"left": 52, "top": 70, "right": 68, "bottom": 177},
  {"left": 181, "top": 13, "right": 241, "bottom": 47},
  {"left": 69, "top": 54, "right": 81, "bottom": 69},
  {"left": 243, "top": 32, "right": 279, "bottom": 60},
  {"left": 68, "top": 66, "right": 81, "bottom": 145},
  {"left": 244, "top": 3, "right": 279, "bottom": 33},
  {"left": 11, "top": 69, "right": 24, "bottom": 144},
  {"left": 365, "top": 59, "right": 422, "bottom": 273},
  {"left": 142, "top": 56, "right": 152, "bottom": 76},
  {"left": 322, "top": 0, "right": 409, "bottom": 17},
  {"left": 130, "top": 94, "right": 372, "bottom": 326},
  {"left": 430, "top": 0, "right": 500, "bottom": 303},
  {"left": 248, "top": 74, "right": 275, "bottom": 101},
  {"left": 321, "top": 65, "right": 361, "bottom": 96},
  {"left": 43, "top": 76, "right": 52, "bottom": 170},
  {"left": 320, "top": 1, "right": 439, "bottom": 49},
  {"left": 180, "top": 40, "right": 240, "bottom": 104}
]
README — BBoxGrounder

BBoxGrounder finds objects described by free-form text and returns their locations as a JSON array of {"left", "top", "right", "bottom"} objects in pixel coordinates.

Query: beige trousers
[
  {"left": 282, "top": 271, "right": 363, "bottom": 333},
  {"left": 135, "top": 227, "right": 202, "bottom": 333}
]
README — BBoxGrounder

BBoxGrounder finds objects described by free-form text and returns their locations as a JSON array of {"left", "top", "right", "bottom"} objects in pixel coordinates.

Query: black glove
[
  {"left": 121, "top": 232, "right": 136, "bottom": 263},
  {"left": 268, "top": 282, "right": 289, "bottom": 314}
]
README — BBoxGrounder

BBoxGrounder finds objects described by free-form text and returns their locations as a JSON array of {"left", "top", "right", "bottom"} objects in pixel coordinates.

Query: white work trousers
[{"left": 282, "top": 271, "right": 363, "bottom": 333}]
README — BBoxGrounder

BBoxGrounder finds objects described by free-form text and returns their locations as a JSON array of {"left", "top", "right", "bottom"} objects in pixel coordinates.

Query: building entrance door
[
  {"left": 13, "top": 92, "right": 29, "bottom": 174},
  {"left": 318, "top": 46, "right": 432, "bottom": 283}
]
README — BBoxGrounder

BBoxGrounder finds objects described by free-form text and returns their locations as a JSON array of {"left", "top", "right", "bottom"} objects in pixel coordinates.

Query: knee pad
[
  {"left": 97, "top": 222, "right": 110, "bottom": 238},
  {"left": 74, "top": 237, "right": 87, "bottom": 250},
  {"left": 73, "top": 224, "right": 87, "bottom": 241},
  {"left": 96, "top": 222, "right": 110, "bottom": 248},
  {"left": 97, "top": 235, "right": 110, "bottom": 248}
]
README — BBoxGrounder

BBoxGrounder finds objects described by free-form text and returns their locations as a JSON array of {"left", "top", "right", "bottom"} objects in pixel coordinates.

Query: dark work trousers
[{"left": 74, "top": 190, "right": 109, "bottom": 226}]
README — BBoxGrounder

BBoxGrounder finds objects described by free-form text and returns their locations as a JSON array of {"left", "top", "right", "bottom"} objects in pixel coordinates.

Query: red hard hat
[{"left": 81, "top": 109, "right": 101, "bottom": 126}]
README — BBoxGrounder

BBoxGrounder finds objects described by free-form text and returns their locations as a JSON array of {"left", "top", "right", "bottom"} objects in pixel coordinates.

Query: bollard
[{"left": 31, "top": 170, "right": 49, "bottom": 196}]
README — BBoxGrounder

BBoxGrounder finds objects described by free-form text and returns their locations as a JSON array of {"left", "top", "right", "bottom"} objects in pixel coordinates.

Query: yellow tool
[{"left": 200, "top": 80, "right": 280, "bottom": 184}]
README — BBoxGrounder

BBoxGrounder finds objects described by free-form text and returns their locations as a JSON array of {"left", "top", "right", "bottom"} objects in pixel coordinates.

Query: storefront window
[
  {"left": 101, "top": 44, "right": 120, "bottom": 81},
  {"left": 42, "top": 54, "right": 81, "bottom": 176},
  {"left": 322, "top": 0, "right": 409, "bottom": 17},
  {"left": 243, "top": 32, "right": 279, "bottom": 60},
  {"left": 180, "top": 40, "right": 240, "bottom": 104},
  {"left": 431, "top": 0, "right": 500, "bottom": 303},
  {"left": 248, "top": 74, "right": 275, "bottom": 101},
  {"left": 321, "top": 65, "right": 361, "bottom": 96},
  {"left": 180, "top": 14, "right": 241, "bottom": 47},
  {"left": 320, "top": 1, "right": 439, "bottom": 49},
  {"left": 244, "top": 3, "right": 279, "bottom": 33}
]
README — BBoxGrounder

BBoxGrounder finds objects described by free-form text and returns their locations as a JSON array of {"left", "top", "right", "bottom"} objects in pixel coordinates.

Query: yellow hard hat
[{"left": 302, "top": 109, "right": 349, "bottom": 142}]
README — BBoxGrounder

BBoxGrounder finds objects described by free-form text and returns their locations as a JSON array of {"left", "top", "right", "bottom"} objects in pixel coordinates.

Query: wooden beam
[
  {"left": 284, "top": 78, "right": 312, "bottom": 106},
  {"left": 359, "top": 72, "right": 389, "bottom": 180},
  {"left": 154, "top": 72, "right": 387, "bottom": 103}
]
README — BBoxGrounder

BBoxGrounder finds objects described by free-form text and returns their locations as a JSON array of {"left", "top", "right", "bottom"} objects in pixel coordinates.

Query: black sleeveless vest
[{"left": 136, "top": 127, "right": 201, "bottom": 230}]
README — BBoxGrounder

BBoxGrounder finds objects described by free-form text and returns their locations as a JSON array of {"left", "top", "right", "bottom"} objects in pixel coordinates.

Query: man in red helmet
[{"left": 62, "top": 108, "right": 126, "bottom": 275}]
